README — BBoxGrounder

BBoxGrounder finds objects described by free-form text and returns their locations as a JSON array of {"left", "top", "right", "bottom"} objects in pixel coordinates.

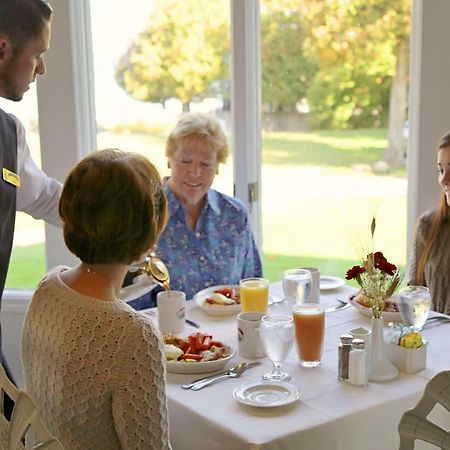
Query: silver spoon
[{"left": 182, "top": 361, "right": 260, "bottom": 390}]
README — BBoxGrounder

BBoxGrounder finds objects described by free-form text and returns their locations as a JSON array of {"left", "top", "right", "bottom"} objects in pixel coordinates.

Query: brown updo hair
[{"left": 59, "top": 149, "right": 168, "bottom": 265}]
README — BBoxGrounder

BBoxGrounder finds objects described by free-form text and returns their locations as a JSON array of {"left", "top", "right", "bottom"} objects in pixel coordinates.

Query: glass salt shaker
[
  {"left": 348, "top": 338, "right": 368, "bottom": 386},
  {"left": 338, "top": 334, "right": 353, "bottom": 381}
]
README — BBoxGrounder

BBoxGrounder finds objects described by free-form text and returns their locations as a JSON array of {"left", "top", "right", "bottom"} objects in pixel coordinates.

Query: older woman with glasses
[{"left": 155, "top": 113, "right": 262, "bottom": 300}]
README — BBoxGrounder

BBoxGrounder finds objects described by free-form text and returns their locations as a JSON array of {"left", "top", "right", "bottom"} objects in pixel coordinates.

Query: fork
[
  {"left": 268, "top": 295, "right": 285, "bottom": 305},
  {"left": 182, "top": 361, "right": 260, "bottom": 391},
  {"left": 426, "top": 316, "right": 450, "bottom": 323}
]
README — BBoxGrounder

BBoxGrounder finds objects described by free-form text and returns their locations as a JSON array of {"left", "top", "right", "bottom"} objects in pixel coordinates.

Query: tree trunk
[
  {"left": 182, "top": 102, "right": 190, "bottom": 112},
  {"left": 383, "top": 39, "right": 408, "bottom": 167}
]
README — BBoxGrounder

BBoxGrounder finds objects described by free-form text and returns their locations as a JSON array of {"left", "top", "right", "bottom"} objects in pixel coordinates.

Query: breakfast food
[
  {"left": 164, "top": 332, "right": 231, "bottom": 363},
  {"left": 353, "top": 292, "right": 399, "bottom": 312},
  {"left": 205, "top": 288, "right": 239, "bottom": 306},
  {"left": 164, "top": 344, "right": 184, "bottom": 361},
  {"left": 400, "top": 331, "right": 423, "bottom": 349}
]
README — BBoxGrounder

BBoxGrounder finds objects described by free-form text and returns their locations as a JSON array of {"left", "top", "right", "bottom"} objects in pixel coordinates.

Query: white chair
[
  {"left": 398, "top": 370, "right": 450, "bottom": 449},
  {"left": 0, "top": 365, "right": 64, "bottom": 450}
]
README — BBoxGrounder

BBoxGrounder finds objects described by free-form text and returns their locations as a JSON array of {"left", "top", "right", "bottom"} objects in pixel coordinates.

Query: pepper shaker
[{"left": 338, "top": 333, "right": 353, "bottom": 381}]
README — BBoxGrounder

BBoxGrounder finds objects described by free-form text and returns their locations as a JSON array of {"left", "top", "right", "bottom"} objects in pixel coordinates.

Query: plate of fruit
[
  {"left": 349, "top": 292, "right": 402, "bottom": 322},
  {"left": 164, "top": 332, "right": 235, "bottom": 373},
  {"left": 194, "top": 285, "right": 241, "bottom": 316}
]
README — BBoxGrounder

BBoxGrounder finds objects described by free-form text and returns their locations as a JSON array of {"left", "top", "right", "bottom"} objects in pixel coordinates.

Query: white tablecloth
[{"left": 148, "top": 283, "right": 449, "bottom": 450}]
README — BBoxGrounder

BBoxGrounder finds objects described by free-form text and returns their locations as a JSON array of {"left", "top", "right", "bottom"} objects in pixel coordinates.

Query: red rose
[
  {"left": 373, "top": 251, "right": 387, "bottom": 265},
  {"left": 377, "top": 259, "right": 397, "bottom": 276},
  {"left": 346, "top": 265, "right": 365, "bottom": 280}
]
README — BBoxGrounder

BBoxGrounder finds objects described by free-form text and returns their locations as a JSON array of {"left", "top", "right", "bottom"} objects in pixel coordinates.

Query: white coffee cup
[
  {"left": 301, "top": 267, "right": 320, "bottom": 303},
  {"left": 157, "top": 290, "right": 186, "bottom": 334},
  {"left": 237, "top": 312, "right": 265, "bottom": 358}
]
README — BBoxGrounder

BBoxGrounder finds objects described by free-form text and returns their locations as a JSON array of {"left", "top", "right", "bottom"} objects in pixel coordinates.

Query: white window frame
[
  {"left": 4, "top": 0, "right": 450, "bottom": 298},
  {"left": 38, "top": 0, "right": 96, "bottom": 269},
  {"left": 231, "top": 0, "right": 262, "bottom": 250},
  {"left": 406, "top": 0, "right": 450, "bottom": 244}
]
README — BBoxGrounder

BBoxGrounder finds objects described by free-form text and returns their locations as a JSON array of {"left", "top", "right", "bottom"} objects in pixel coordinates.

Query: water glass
[
  {"left": 398, "top": 285, "right": 431, "bottom": 331},
  {"left": 282, "top": 269, "right": 312, "bottom": 306},
  {"left": 259, "top": 315, "right": 294, "bottom": 381}
]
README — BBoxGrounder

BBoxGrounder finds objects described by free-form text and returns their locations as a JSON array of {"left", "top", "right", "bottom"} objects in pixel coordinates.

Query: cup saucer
[{"left": 233, "top": 381, "right": 300, "bottom": 408}]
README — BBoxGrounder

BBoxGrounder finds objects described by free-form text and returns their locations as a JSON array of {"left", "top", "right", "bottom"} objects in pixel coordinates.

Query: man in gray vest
[{"left": 0, "top": 0, "right": 61, "bottom": 382}]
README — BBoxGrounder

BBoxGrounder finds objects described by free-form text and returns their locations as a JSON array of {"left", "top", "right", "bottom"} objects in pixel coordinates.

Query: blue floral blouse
[{"left": 156, "top": 187, "right": 263, "bottom": 300}]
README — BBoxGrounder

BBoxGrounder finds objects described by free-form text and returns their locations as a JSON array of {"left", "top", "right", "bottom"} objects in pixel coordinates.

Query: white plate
[
  {"left": 320, "top": 276, "right": 346, "bottom": 291},
  {"left": 194, "top": 285, "right": 241, "bottom": 316},
  {"left": 166, "top": 346, "right": 236, "bottom": 374},
  {"left": 349, "top": 294, "right": 402, "bottom": 323},
  {"left": 233, "top": 381, "right": 300, "bottom": 408}
]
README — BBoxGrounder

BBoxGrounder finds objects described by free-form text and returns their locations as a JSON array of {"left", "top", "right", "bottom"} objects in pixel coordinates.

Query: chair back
[
  {"left": 398, "top": 370, "right": 450, "bottom": 449},
  {"left": 0, "top": 365, "right": 64, "bottom": 450}
]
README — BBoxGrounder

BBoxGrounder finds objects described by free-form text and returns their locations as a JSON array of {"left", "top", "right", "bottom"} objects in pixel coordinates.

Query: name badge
[{"left": 2, "top": 168, "right": 20, "bottom": 187}]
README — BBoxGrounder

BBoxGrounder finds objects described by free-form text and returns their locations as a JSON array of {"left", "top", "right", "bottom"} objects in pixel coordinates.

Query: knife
[
  {"left": 325, "top": 300, "right": 351, "bottom": 313},
  {"left": 182, "top": 361, "right": 260, "bottom": 390},
  {"left": 185, "top": 319, "right": 200, "bottom": 328}
]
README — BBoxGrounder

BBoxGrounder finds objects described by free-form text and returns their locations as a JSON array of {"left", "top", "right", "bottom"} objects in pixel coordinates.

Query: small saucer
[
  {"left": 233, "top": 381, "right": 300, "bottom": 408},
  {"left": 320, "top": 276, "right": 345, "bottom": 291}
]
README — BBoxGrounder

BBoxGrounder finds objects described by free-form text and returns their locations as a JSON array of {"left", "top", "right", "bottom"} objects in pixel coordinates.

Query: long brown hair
[{"left": 416, "top": 132, "right": 450, "bottom": 284}]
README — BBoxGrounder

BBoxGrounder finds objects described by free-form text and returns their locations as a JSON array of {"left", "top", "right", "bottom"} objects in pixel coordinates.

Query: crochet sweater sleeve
[
  {"left": 22, "top": 267, "right": 171, "bottom": 450},
  {"left": 111, "top": 317, "right": 170, "bottom": 450}
]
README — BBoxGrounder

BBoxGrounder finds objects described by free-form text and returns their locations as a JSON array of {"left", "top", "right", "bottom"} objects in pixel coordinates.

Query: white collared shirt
[{"left": 11, "top": 113, "right": 61, "bottom": 227}]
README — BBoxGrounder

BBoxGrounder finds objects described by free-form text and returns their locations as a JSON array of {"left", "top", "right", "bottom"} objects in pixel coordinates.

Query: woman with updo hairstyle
[
  {"left": 154, "top": 112, "right": 262, "bottom": 301},
  {"left": 22, "top": 149, "right": 171, "bottom": 450},
  {"left": 407, "top": 131, "right": 450, "bottom": 314}
]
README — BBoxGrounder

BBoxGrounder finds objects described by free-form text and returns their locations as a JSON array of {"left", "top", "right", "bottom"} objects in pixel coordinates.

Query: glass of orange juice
[
  {"left": 293, "top": 304, "right": 325, "bottom": 367},
  {"left": 239, "top": 278, "right": 269, "bottom": 313}
]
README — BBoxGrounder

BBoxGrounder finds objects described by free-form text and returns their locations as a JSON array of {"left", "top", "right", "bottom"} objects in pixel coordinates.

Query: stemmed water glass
[
  {"left": 397, "top": 285, "right": 431, "bottom": 331},
  {"left": 259, "top": 315, "right": 294, "bottom": 381},
  {"left": 282, "top": 269, "right": 312, "bottom": 307}
]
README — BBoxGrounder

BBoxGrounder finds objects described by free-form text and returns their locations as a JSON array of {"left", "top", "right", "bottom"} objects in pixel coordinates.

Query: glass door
[
  {"left": 259, "top": 0, "right": 410, "bottom": 282},
  {"left": 89, "top": 0, "right": 233, "bottom": 196}
]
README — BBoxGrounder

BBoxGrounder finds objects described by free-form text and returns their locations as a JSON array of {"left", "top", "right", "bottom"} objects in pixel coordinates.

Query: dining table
[{"left": 143, "top": 282, "right": 450, "bottom": 450}]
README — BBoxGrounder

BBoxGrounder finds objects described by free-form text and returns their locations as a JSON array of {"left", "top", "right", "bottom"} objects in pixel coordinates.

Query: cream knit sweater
[
  {"left": 21, "top": 266, "right": 171, "bottom": 450},
  {"left": 407, "top": 210, "right": 450, "bottom": 314}
]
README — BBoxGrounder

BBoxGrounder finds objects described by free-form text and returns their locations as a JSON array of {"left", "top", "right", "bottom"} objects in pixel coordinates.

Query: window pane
[
  {"left": 0, "top": 85, "right": 46, "bottom": 289},
  {"left": 90, "top": 0, "right": 232, "bottom": 195},
  {"left": 260, "top": 1, "right": 410, "bottom": 283}
]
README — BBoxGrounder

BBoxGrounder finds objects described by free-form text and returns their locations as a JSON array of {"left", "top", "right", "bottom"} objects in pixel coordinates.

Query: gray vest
[{"left": 0, "top": 109, "right": 17, "bottom": 303}]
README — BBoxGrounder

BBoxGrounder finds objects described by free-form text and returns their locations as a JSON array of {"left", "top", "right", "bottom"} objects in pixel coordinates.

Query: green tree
[
  {"left": 260, "top": 1, "right": 318, "bottom": 111},
  {"left": 304, "top": 0, "right": 410, "bottom": 166},
  {"left": 115, "top": 0, "right": 229, "bottom": 111},
  {"left": 116, "top": 0, "right": 317, "bottom": 115}
]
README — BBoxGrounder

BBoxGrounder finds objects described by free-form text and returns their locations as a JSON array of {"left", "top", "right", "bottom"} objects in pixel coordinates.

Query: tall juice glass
[
  {"left": 293, "top": 304, "right": 325, "bottom": 367},
  {"left": 240, "top": 278, "right": 269, "bottom": 313}
]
